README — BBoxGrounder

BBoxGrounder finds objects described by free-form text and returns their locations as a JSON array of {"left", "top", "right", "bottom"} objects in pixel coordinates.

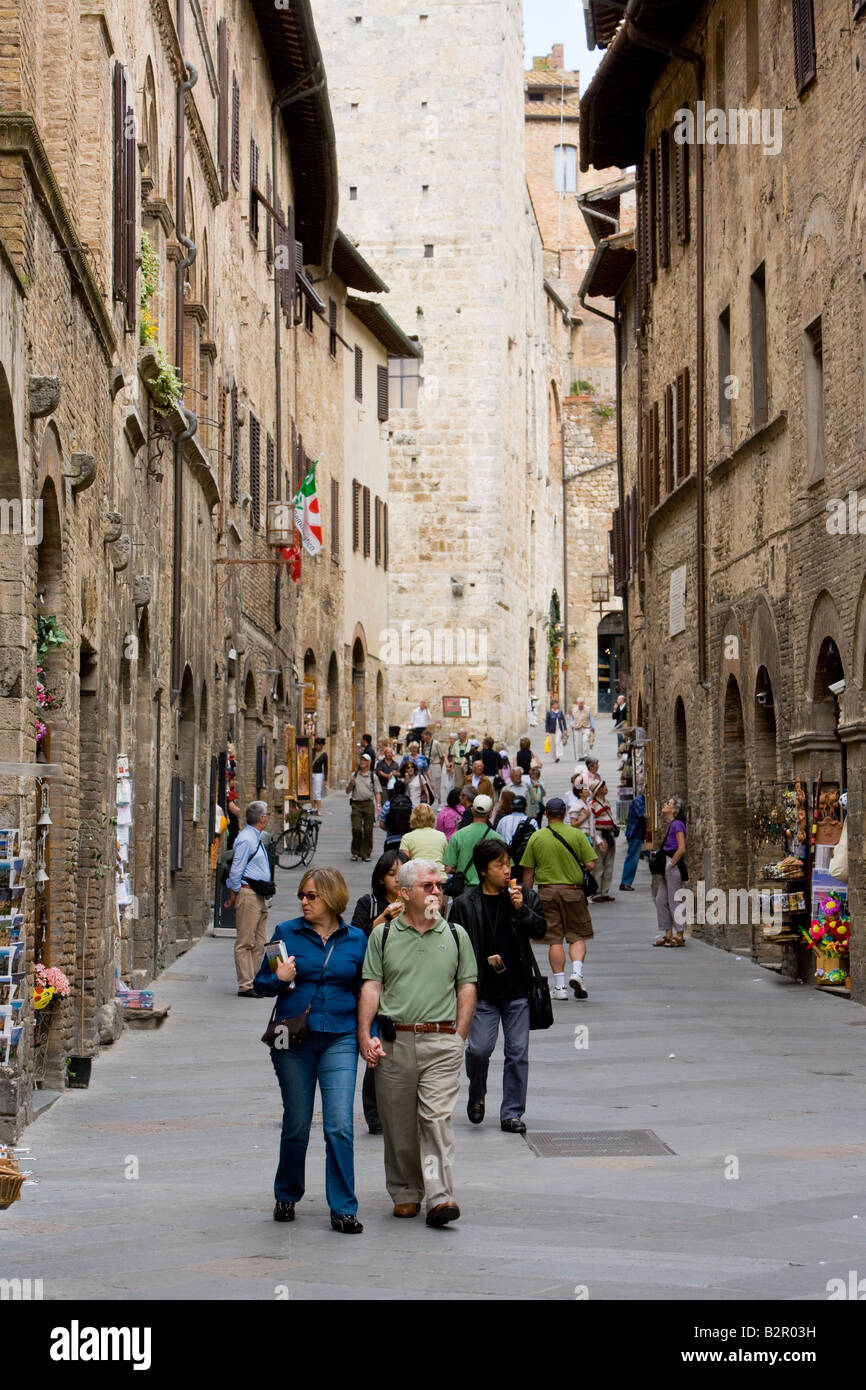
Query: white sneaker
[{"left": 551, "top": 986, "right": 569, "bottom": 1000}]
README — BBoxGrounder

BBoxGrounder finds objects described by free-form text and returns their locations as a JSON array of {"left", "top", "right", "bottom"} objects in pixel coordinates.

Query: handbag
[
  {"left": 261, "top": 941, "right": 336, "bottom": 1049},
  {"left": 526, "top": 946, "right": 554, "bottom": 1031},
  {"left": 649, "top": 848, "right": 667, "bottom": 875},
  {"left": 547, "top": 826, "right": 598, "bottom": 899}
]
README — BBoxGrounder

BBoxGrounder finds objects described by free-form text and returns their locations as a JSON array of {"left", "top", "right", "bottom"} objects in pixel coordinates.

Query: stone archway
[
  {"left": 376, "top": 669, "right": 384, "bottom": 741},
  {"left": 242, "top": 669, "right": 258, "bottom": 804},
  {"left": 352, "top": 636, "right": 366, "bottom": 758},
  {"left": 720, "top": 676, "right": 748, "bottom": 943},
  {"left": 753, "top": 665, "right": 778, "bottom": 784},
  {"left": 672, "top": 696, "right": 688, "bottom": 816}
]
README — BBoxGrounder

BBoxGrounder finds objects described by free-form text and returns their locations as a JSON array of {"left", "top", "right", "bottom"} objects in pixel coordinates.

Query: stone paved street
[{"left": 3, "top": 722, "right": 866, "bottom": 1301}]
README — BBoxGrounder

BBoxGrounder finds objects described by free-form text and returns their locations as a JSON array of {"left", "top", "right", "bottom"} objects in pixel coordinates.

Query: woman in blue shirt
[{"left": 255, "top": 866, "right": 368, "bottom": 1233}]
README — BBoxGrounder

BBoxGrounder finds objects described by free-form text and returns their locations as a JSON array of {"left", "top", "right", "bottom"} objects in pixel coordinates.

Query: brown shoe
[
  {"left": 426, "top": 1201, "right": 461, "bottom": 1227},
  {"left": 392, "top": 1202, "right": 421, "bottom": 1218}
]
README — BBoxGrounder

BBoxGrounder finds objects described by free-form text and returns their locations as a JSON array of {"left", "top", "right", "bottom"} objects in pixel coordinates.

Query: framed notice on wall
[
  {"left": 296, "top": 738, "right": 311, "bottom": 799},
  {"left": 284, "top": 724, "right": 297, "bottom": 801},
  {"left": 443, "top": 696, "right": 471, "bottom": 719}
]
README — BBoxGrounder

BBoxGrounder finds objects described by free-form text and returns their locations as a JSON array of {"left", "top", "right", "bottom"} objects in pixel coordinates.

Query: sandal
[
  {"left": 653, "top": 936, "right": 672, "bottom": 947},
  {"left": 670, "top": 936, "right": 685, "bottom": 947}
]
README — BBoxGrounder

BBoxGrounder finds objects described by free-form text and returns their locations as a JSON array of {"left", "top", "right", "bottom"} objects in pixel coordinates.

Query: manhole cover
[
  {"left": 161, "top": 972, "right": 209, "bottom": 981},
  {"left": 523, "top": 1130, "right": 675, "bottom": 1157}
]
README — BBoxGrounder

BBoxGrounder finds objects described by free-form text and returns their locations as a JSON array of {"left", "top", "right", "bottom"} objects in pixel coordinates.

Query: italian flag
[{"left": 293, "top": 461, "right": 323, "bottom": 556}]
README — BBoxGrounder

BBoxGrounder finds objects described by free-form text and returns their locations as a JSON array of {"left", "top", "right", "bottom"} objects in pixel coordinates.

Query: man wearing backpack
[
  {"left": 359, "top": 859, "right": 477, "bottom": 1227},
  {"left": 520, "top": 798, "right": 597, "bottom": 1001},
  {"left": 442, "top": 794, "right": 505, "bottom": 897}
]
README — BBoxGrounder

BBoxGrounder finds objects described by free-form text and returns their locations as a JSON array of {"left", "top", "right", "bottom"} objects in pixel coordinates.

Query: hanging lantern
[{"left": 36, "top": 781, "right": 52, "bottom": 827}]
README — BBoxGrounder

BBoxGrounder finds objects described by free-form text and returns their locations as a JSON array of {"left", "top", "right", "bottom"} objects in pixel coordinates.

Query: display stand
[{"left": 0, "top": 828, "right": 24, "bottom": 1068}]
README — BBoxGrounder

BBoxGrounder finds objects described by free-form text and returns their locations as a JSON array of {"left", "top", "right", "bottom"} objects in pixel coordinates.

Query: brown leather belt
[{"left": 394, "top": 1022, "right": 457, "bottom": 1034}]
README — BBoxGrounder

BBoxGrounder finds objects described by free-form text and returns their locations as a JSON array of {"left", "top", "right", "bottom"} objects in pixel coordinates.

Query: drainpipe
[
  {"left": 622, "top": 3, "right": 706, "bottom": 684},
  {"left": 171, "top": 10, "right": 199, "bottom": 702}
]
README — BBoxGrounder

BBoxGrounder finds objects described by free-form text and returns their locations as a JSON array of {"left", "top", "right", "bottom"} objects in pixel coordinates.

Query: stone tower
[{"left": 316, "top": 0, "right": 559, "bottom": 740}]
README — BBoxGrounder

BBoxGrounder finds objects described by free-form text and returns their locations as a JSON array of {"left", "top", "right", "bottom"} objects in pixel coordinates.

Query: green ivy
[
  {"left": 36, "top": 614, "right": 68, "bottom": 655},
  {"left": 149, "top": 345, "right": 185, "bottom": 415},
  {"left": 573, "top": 379, "right": 593, "bottom": 395},
  {"left": 595, "top": 402, "right": 615, "bottom": 420}
]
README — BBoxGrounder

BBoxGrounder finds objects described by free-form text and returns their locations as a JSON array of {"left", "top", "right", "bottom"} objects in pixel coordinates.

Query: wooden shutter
[
  {"left": 629, "top": 485, "right": 637, "bottom": 576},
  {"left": 637, "top": 160, "right": 649, "bottom": 320},
  {"left": 265, "top": 169, "right": 273, "bottom": 266},
  {"left": 362, "top": 486, "right": 371, "bottom": 557},
  {"left": 657, "top": 131, "right": 670, "bottom": 270},
  {"left": 295, "top": 434, "right": 304, "bottom": 495},
  {"left": 249, "top": 413, "right": 260, "bottom": 528},
  {"left": 329, "top": 299, "right": 337, "bottom": 357},
  {"left": 113, "top": 64, "right": 135, "bottom": 329},
  {"left": 649, "top": 401, "right": 660, "bottom": 508},
  {"left": 169, "top": 775, "right": 184, "bottom": 871},
  {"left": 647, "top": 149, "right": 657, "bottom": 283},
  {"left": 331, "top": 477, "right": 340, "bottom": 559},
  {"left": 792, "top": 0, "right": 817, "bottom": 95},
  {"left": 664, "top": 382, "right": 674, "bottom": 493},
  {"left": 383, "top": 503, "right": 389, "bottom": 571},
  {"left": 249, "top": 138, "right": 259, "bottom": 239},
  {"left": 639, "top": 411, "right": 648, "bottom": 528},
  {"left": 612, "top": 507, "right": 625, "bottom": 594},
  {"left": 352, "top": 479, "right": 361, "bottom": 551},
  {"left": 375, "top": 496, "right": 382, "bottom": 565},
  {"left": 231, "top": 72, "right": 240, "bottom": 186},
  {"left": 113, "top": 64, "right": 125, "bottom": 305},
  {"left": 266, "top": 432, "right": 275, "bottom": 503},
  {"left": 217, "top": 20, "right": 229, "bottom": 198},
  {"left": 377, "top": 365, "right": 389, "bottom": 421},
  {"left": 230, "top": 382, "right": 239, "bottom": 501},
  {"left": 354, "top": 346, "right": 363, "bottom": 401},
  {"left": 675, "top": 136, "right": 690, "bottom": 245},
  {"left": 675, "top": 368, "right": 690, "bottom": 480}
]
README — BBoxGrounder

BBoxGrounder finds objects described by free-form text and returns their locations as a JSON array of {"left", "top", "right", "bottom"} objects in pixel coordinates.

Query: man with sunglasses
[{"left": 358, "top": 859, "right": 477, "bottom": 1227}]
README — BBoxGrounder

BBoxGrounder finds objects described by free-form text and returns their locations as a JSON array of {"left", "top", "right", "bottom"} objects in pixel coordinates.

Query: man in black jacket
[{"left": 449, "top": 837, "right": 547, "bottom": 1134}]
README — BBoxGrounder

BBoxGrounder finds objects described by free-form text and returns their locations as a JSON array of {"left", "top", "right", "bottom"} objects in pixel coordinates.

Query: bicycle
[{"left": 273, "top": 806, "right": 320, "bottom": 870}]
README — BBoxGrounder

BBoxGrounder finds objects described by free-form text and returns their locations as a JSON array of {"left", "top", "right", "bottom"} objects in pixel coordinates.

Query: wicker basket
[{"left": 0, "top": 1167, "right": 24, "bottom": 1208}]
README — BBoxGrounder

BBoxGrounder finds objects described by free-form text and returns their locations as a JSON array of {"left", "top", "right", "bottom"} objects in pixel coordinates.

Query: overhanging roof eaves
[
  {"left": 543, "top": 279, "right": 572, "bottom": 316},
  {"left": 584, "top": 0, "right": 625, "bottom": 50},
  {"left": 250, "top": 0, "right": 338, "bottom": 270},
  {"left": 345, "top": 296, "right": 422, "bottom": 359},
  {"left": 579, "top": 232, "right": 635, "bottom": 301},
  {"left": 332, "top": 230, "right": 389, "bottom": 294}
]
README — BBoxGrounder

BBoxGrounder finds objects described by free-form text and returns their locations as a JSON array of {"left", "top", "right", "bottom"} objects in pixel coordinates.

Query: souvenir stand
[{"left": 0, "top": 828, "right": 25, "bottom": 1069}]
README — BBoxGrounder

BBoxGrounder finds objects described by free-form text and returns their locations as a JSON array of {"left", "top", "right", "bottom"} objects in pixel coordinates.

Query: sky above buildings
[{"left": 523, "top": 0, "right": 604, "bottom": 92}]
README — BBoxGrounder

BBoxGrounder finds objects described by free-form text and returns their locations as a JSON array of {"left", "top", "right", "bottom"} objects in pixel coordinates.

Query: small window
[
  {"left": 304, "top": 296, "right": 314, "bottom": 335},
  {"left": 424, "top": 244, "right": 434, "bottom": 258},
  {"left": 528, "top": 89, "right": 545, "bottom": 102},
  {"left": 349, "top": 185, "right": 358, "bottom": 200},
  {"left": 718, "top": 306, "right": 732, "bottom": 432},
  {"left": 792, "top": 0, "right": 817, "bottom": 95},
  {"left": 804, "top": 315, "right": 825, "bottom": 482},
  {"left": 329, "top": 299, "right": 337, "bottom": 358},
  {"left": 362, "top": 486, "right": 371, "bottom": 558},
  {"left": 230, "top": 71, "right": 240, "bottom": 187},
  {"left": 354, "top": 345, "right": 363, "bottom": 402},
  {"left": 422, "top": 184, "right": 429, "bottom": 194},
  {"left": 388, "top": 356, "right": 420, "bottom": 408},
  {"left": 746, "top": 0, "right": 760, "bottom": 94},
  {"left": 351, "top": 102, "right": 359, "bottom": 110},
  {"left": 554, "top": 144, "right": 578, "bottom": 193},
  {"left": 750, "top": 263, "right": 768, "bottom": 428},
  {"left": 421, "top": 100, "right": 427, "bottom": 108}
]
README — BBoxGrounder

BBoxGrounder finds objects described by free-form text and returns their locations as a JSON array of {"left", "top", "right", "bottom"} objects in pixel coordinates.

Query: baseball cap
[
  {"left": 511, "top": 795, "right": 527, "bottom": 811},
  {"left": 360, "top": 752, "right": 372, "bottom": 762},
  {"left": 472, "top": 794, "right": 493, "bottom": 814},
  {"left": 546, "top": 797, "right": 567, "bottom": 816}
]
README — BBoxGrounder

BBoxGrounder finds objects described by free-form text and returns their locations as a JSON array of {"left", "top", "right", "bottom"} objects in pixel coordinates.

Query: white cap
[{"left": 472, "top": 794, "right": 493, "bottom": 813}]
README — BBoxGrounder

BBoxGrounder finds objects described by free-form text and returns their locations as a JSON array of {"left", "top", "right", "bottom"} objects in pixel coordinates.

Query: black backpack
[{"left": 509, "top": 817, "right": 537, "bottom": 869}]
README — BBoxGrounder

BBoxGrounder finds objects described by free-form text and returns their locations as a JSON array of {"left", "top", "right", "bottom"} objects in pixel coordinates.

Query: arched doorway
[
  {"left": 242, "top": 670, "right": 258, "bottom": 803},
  {"left": 753, "top": 666, "right": 778, "bottom": 784},
  {"left": 35, "top": 474, "right": 66, "bottom": 973},
  {"left": 352, "top": 638, "right": 366, "bottom": 758},
  {"left": 721, "top": 675, "right": 748, "bottom": 912},
  {"left": 376, "top": 670, "right": 384, "bottom": 741},
  {"left": 672, "top": 697, "right": 688, "bottom": 816},
  {"left": 172, "top": 667, "right": 196, "bottom": 953},
  {"left": 812, "top": 637, "right": 846, "bottom": 785},
  {"left": 597, "top": 613, "right": 625, "bottom": 714},
  {"left": 303, "top": 648, "right": 317, "bottom": 738},
  {"left": 327, "top": 652, "right": 339, "bottom": 768}
]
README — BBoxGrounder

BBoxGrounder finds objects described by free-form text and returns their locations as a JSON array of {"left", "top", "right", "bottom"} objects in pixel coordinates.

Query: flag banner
[
  {"left": 293, "top": 461, "right": 323, "bottom": 556},
  {"left": 281, "top": 532, "right": 302, "bottom": 584}
]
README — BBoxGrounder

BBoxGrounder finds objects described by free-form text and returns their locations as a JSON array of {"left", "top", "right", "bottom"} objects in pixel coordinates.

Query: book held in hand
[{"left": 264, "top": 940, "right": 290, "bottom": 974}]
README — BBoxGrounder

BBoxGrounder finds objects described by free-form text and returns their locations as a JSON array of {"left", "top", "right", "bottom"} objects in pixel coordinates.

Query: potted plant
[{"left": 65, "top": 1055, "right": 92, "bottom": 1089}]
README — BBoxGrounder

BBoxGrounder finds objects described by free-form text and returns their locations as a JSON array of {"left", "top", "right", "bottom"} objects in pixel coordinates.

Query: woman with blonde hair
[
  {"left": 399, "top": 802, "right": 448, "bottom": 866},
  {"left": 255, "top": 867, "right": 368, "bottom": 1234}
]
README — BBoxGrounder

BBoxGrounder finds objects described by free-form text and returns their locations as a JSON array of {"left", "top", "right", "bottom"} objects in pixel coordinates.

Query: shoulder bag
[
  {"left": 261, "top": 940, "right": 337, "bottom": 1049},
  {"left": 547, "top": 826, "right": 599, "bottom": 899},
  {"left": 524, "top": 942, "right": 554, "bottom": 1031},
  {"left": 443, "top": 825, "right": 491, "bottom": 900}
]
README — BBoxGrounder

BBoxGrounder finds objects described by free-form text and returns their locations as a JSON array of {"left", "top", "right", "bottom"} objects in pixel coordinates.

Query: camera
[{"left": 379, "top": 1015, "right": 397, "bottom": 1042}]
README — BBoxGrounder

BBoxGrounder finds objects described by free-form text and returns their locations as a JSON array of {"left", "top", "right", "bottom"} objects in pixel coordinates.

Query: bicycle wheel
[
  {"left": 274, "top": 826, "right": 304, "bottom": 870},
  {"left": 299, "top": 821, "right": 319, "bottom": 866}
]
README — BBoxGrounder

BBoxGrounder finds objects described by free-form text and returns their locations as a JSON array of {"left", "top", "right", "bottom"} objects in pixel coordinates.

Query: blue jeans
[
  {"left": 465, "top": 997, "right": 530, "bottom": 1121},
  {"left": 270, "top": 1030, "right": 359, "bottom": 1216},
  {"left": 620, "top": 836, "right": 644, "bottom": 887}
]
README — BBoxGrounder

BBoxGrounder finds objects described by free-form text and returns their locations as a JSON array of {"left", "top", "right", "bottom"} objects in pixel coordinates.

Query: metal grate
[{"left": 523, "top": 1130, "right": 675, "bottom": 1158}]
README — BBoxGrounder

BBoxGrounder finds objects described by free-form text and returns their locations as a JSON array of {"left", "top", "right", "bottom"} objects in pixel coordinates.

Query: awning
[
  {"left": 332, "top": 231, "right": 389, "bottom": 294},
  {"left": 580, "top": 231, "right": 635, "bottom": 301},
  {"left": 345, "top": 297, "right": 422, "bottom": 359}
]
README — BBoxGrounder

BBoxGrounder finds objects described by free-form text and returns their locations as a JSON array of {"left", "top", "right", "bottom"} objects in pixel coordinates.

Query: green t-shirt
[
  {"left": 443, "top": 821, "right": 506, "bottom": 885},
  {"left": 362, "top": 915, "right": 478, "bottom": 1023},
  {"left": 519, "top": 823, "right": 596, "bottom": 886}
]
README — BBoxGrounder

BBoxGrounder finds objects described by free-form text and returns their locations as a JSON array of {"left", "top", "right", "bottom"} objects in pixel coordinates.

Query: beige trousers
[
  {"left": 234, "top": 885, "right": 268, "bottom": 990},
  {"left": 375, "top": 1031, "right": 465, "bottom": 1210}
]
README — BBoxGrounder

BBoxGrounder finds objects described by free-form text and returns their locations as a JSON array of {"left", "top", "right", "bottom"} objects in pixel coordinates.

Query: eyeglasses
[
  {"left": 298, "top": 891, "right": 319, "bottom": 902},
  {"left": 416, "top": 882, "right": 443, "bottom": 893}
]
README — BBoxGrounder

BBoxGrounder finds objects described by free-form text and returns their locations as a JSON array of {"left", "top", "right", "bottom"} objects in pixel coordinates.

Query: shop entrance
[{"left": 597, "top": 613, "right": 625, "bottom": 714}]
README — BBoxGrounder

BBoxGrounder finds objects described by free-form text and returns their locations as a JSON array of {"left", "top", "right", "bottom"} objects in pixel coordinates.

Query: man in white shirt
[
  {"left": 571, "top": 699, "right": 595, "bottom": 760},
  {"left": 409, "top": 699, "right": 431, "bottom": 744}
]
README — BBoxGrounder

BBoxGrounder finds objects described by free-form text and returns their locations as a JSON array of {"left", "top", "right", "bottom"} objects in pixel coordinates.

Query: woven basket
[{"left": 0, "top": 1168, "right": 24, "bottom": 1208}]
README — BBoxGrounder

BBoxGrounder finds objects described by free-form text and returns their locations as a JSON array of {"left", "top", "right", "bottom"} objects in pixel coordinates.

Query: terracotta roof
[
  {"left": 524, "top": 68, "right": 579, "bottom": 88},
  {"left": 332, "top": 231, "right": 389, "bottom": 294},
  {"left": 345, "top": 297, "right": 422, "bottom": 359},
  {"left": 580, "top": 230, "right": 635, "bottom": 301},
  {"left": 525, "top": 100, "right": 580, "bottom": 118},
  {"left": 584, "top": 1, "right": 623, "bottom": 50}
]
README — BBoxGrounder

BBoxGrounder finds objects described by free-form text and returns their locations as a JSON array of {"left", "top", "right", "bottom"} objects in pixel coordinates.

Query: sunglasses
[{"left": 298, "top": 891, "right": 319, "bottom": 902}]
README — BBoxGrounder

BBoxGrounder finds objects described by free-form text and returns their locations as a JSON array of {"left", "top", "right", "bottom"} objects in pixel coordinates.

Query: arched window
[{"left": 554, "top": 144, "right": 578, "bottom": 194}]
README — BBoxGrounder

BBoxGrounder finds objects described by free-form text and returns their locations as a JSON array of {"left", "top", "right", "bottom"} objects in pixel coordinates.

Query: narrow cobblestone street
[{"left": 3, "top": 724, "right": 866, "bottom": 1301}]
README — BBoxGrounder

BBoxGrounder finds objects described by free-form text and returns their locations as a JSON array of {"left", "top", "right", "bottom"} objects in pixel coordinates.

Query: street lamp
[{"left": 592, "top": 574, "right": 609, "bottom": 617}]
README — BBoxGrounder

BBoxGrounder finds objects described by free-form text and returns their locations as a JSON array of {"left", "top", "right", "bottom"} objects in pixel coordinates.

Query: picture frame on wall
[{"left": 296, "top": 738, "right": 311, "bottom": 799}]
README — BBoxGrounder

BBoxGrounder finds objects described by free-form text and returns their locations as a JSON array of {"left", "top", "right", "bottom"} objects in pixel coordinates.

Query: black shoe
[
  {"left": 467, "top": 1100, "right": 485, "bottom": 1125},
  {"left": 331, "top": 1213, "right": 364, "bottom": 1234},
  {"left": 368, "top": 1122, "right": 383, "bottom": 1135},
  {"left": 570, "top": 976, "right": 588, "bottom": 999},
  {"left": 273, "top": 1201, "right": 295, "bottom": 1222},
  {"left": 238, "top": 988, "right": 257, "bottom": 997},
  {"left": 500, "top": 1118, "right": 527, "bottom": 1133}
]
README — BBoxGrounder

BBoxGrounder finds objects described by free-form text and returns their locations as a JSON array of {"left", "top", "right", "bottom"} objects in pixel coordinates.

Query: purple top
[{"left": 663, "top": 819, "right": 686, "bottom": 853}]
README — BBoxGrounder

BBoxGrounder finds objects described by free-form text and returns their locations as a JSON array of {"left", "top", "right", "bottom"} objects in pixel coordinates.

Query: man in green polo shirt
[
  {"left": 442, "top": 794, "right": 505, "bottom": 889},
  {"left": 359, "top": 858, "right": 477, "bottom": 1228},
  {"left": 521, "top": 796, "right": 597, "bottom": 1002}
]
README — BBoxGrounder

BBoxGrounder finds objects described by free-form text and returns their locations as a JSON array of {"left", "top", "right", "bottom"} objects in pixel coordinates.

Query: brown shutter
[
  {"left": 331, "top": 477, "right": 340, "bottom": 559},
  {"left": 647, "top": 150, "right": 657, "bottom": 283},
  {"left": 329, "top": 299, "right": 337, "bottom": 357},
  {"left": 352, "top": 479, "right": 361, "bottom": 552},
  {"left": 354, "top": 346, "right": 363, "bottom": 401},
  {"left": 649, "top": 401, "right": 660, "bottom": 508},
  {"left": 657, "top": 131, "right": 670, "bottom": 270},
  {"left": 792, "top": 0, "right": 817, "bottom": 94},
  {"left": 675, "top": 134, "right": 690, "bottom": 245},
  {"left": 374, "top": 496, "right": 382, "bottom": 565},
  {"left": 639, "top": 411, "right": 648, "bottom": 528},
  {"left": 637, "top": 160, "right": 649, "bottom": 320},
  {"left": 231, "top": 72, "right": 240, "bottom": 186},
  {"left": 113, "top": 64, "right": 135, "bottom": 328},
  {"left": 266, "top": 432, "right": 275, "bottom": 503},
  {"left": 377, "top": 365, "right": 389, "bottom": 422},
  {"left": 676, "top": 368, "right": 690, "bottom": 480},
  {"left": 362, "top": 486, "right": 371, "bottom": 557},
  {"left": 383, "top": 503, "right": 389, "bottom": 571},
  {"left": 249, "top": 413, "right": 261, "bottom": 528},
  {"left": 265, "top": 169, "right": 273, "bottom": 267},
  {"left": 249, "top": 138, "right": 259, "bottom": 240},
  {"left": 230, "top": 382, "right": 239, "bottom": 501},
  {"left": 664, "top": 382, "right": 674, "bottom": 493},
  {"left": 629, "top": 485, "right": 637, "bottom": 576},
  {"left": 217, "top": 20, "right": 229, "bottom": 198},
  {"left": 612, "top": 507, "right": 625, "bottom": 594},
  {"left": 113, "top": 63, "right": 124, "bottom": 304}
]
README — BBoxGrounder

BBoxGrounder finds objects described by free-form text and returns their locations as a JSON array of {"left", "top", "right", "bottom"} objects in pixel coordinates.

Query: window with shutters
[
  {"left": 230, "top": 382, "right": 240, "bottom": 502},
  {"left": 554, "top": 144, "right": 578, "bottom": 193},
  {"left": 113, "top": 64, "right": 136, "bottom": 331},
  {"left": 804, "top": 315, "right": 825, "bottom": 483},
  {"left": 792, "top": 0, "right": 817, "bottom": 95},
  {"left": 249, "top": 413, "right": 261, "bottom": 529},
  {"left": 265, "top": 169, "right": 273, "bottom": 266},
  {"left": 331, "top": 477, "right": 340, "bottom": 560},
  {"left": 383, "top": 503, "right": 389, "bottom": 571},
  {"left": 855, "top": 0, "right": 866, "bottom": 20},
  {"left": 362, "top": 486, "right": 371, "bottom": 557},
  {"left": 217, "top": 21, "right": 229, "bottom": 198},
  {"left": 746, "top": 0, "right": 760, "bottom": 94},
  {"left": 750, "top": 263, "right": 768, "bottom": 428},
  {"left": 612, "top": 506, "right": 626, "bottom": 595},
  {"left": 718, "top": 306, "right": 732, "bottom": 433},
  {"left": 354, "top": 346, "right": 363, "bottom": 402},
  {"left": 675, "top": 138, "right": 689, "bottom": 245},
  {"left": 388, "top": 356, "right": 420, "bottom": 407},
  {"left": 375, "top": 496, "right": 382, "bottom": 566},
  {"left": 231, "top": 72, "right": 240, "bottom": 187},
  {"left": 266, "top": 433, "right": 275, "bottom": 504},
  {"left": 657, "top": 131, "right": 670, "bottom": 270},
  {"left": 276, "top": 201, "right": 295, "bottom": 326},
  {"left": 647, "top": 150, "right": 657, "bottom": 283},
  {"left": 329, "top": 299, "right": 337, "bottom": 357},
  {"left": 664, "top": 383, "right": 674, "bottom": 493},
  {"left": 675, "top": 368, "right": 691, "bottom": 481},
  {"left": 636, "top": 166, "right": 648, "bottom": 321},
  {"left": 377, "top": 365, "right": 389, "bottom": 422},
  {"left": 352, "top": 479, "right": 361, "bottom": 552},
  {"left": 648, "top": 401, "right": 660, "bottom": 509},
  {"left": 639, "top": 411, "right": 649, "bottom": 528},
  {"left": 295, "top": 434, "right": 305, "bottom": 496},
  {"left": 249, "top": 137, "right": 259, "bottom": 241}
]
